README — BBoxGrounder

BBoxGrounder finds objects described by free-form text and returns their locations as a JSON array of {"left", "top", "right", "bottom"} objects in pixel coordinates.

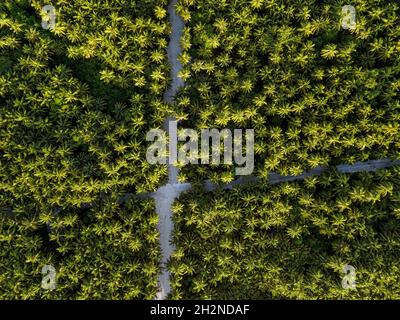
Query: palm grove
[
  {"left": 0, "top": 0, "right": 169, "bottom": 299},
  {"left": 1, "top": 0, "right": 400, "bottom": 299}
]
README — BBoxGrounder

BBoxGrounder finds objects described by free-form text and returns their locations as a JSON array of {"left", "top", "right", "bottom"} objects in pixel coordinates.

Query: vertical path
[
  {"left": 154, "top": 0, "right": 186, "bottom": 300},
  {"left": 163, "top": 0, "right": 185, "bottom": 184},
  {"left": 163, "top": 0, "right": 185, "bottom": 105}
]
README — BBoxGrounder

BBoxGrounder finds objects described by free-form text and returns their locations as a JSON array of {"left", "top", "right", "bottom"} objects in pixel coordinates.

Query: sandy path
[{"left": 154, "top": 0, "right": 186, "bottom": 300}]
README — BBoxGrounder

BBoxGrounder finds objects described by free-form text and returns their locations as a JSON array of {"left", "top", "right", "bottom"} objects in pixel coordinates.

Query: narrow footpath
[{"left": 154, "top": 0, "right": 187, "bottom": 300}]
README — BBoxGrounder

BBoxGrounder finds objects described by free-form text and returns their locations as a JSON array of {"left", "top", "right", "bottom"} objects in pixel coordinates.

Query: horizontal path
[
  {"left": 203, "top": 159, "right": 400, "bottom": 191},
  {"left": 45, "top": 158, "right": 400, "bottom": 235},
  {"left": 114, "top": 160, "right": 400, "bottom": 207}
]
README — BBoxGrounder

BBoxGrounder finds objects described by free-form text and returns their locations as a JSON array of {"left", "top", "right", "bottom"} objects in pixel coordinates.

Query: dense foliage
[
  {"left": 171, "top": 166, "right": 400, "bottom": 299},
  {"left": 0, "top": 195, "right": 160, "bottom": 299},
  {"left": 175, "top": 0, "right": 400, "bottom": 183},
  {"left": 0, "top": 0, "right": 171, "bottom": 209},
  {"left": 2, "top": 0, "right": 400, "bottom": 301},
  {"left": 0, "top": 0, "right": 168, "bottom": 300}
]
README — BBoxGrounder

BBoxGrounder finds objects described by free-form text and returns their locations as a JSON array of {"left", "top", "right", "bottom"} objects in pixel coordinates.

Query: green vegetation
[
  {"left": 175, "top": 0, "right": 400, "bottom": 183},
  {"left": 0, "top": 0, "right": 168, "bottom": 299},
  {"left": 0, "top": 0, "right": 171, "bottom": 208},
  {"left": 0, "top": 195, "right": 159, "bottom": 299},
  {"left": 1, "top": 0, "right": 400, "bottom": 301},
  {"left": 171, "top": 166, "right": 400, "bottom": 299}
]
